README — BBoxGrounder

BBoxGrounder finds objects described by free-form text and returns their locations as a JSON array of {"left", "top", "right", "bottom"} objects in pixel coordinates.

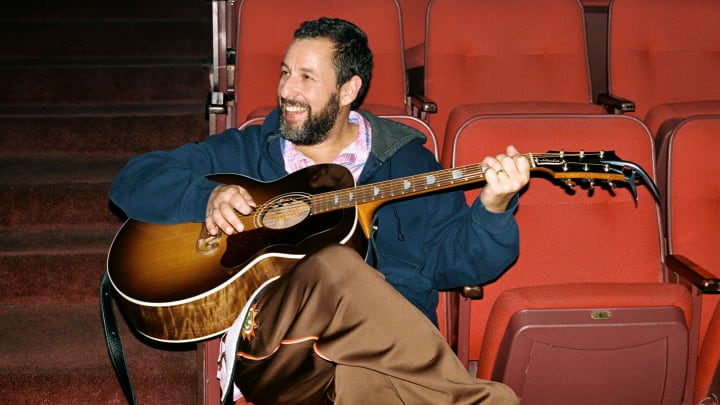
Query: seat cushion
[{"left": 478, "top": 282, "right": 693, "bottom": 379}]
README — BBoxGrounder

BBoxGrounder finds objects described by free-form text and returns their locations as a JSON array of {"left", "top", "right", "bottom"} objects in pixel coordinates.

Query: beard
[{"left": 279, "top": 92, "right": 340, "bottom": 146}]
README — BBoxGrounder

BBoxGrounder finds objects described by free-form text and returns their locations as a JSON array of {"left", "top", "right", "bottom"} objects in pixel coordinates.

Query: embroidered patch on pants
[{"left": 241, "top": 303, "right": 259, "bottom": 341}]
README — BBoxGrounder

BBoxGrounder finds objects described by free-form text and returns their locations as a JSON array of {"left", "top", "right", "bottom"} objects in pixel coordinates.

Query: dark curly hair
[{"left": 294, "top": 17, "right": 373, "bottom": 110}]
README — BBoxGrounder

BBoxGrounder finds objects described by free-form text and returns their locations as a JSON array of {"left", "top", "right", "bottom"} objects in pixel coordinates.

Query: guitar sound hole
[{"left": 261, "top": 194, "right": 311, "bottom": 230}]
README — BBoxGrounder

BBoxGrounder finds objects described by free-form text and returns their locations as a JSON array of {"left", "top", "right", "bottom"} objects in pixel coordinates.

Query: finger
[
  {"left": 205, "top": 216, "right": 219, "bottom": 236},
  {"left": 504, "top": 145, "right": 531, "bottom": 184},
  {"left": 513, "top": 153, "right": 531, "bottom": 181},
  {"left": 497, "top": 154, "right": 518, "bottom": 178},
  {"left": 485, "top": 166, "right": 500, "bottom": 183},
  {"left": 208, "top": 209, "right": 237, "bottom": 235},
  {"left": 497, "top": 146, "right": 530, "bottom": 184},
  {"left": 482, "top": 155, "right": 503, "bottom": 176},
  {"left": 220, "top": 202, "right": 245, "bottom": 234},
  {"left": 209, "top": 206, "right": 231, "bottom": 235},
  {"left": 233, "top": 187, "right": 257, "bottom": 215}
]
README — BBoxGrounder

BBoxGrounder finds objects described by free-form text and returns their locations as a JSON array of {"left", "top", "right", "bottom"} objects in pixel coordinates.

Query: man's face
[{"left": 278, "top": 38, "right": 342, "bottom": 145}]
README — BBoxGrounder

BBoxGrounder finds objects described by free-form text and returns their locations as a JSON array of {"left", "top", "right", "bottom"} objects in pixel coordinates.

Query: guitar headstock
[{"left": 529, "top": 150, "right": 660, "bottom": 202}]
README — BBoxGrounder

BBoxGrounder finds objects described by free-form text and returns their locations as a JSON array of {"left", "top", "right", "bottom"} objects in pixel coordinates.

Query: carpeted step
[
  {"left": 0, "top": 0, "right": 210, "bottom": 22},
  {"left": 0, "top": 155, "right": 129, "bottom": 186},
  {"left": 0, "top": 227, "right": 115, "bottom": 257},
  {"left": 0, "top": 303, "right": 199, "bottom": 404},
  {"left": 0, "top": 182, "right": 120, "bottom": 229},
  {"left": 0, "top": 63, "right": 211, "bottom": 108},
  {"left": 0, "top": 105, "right": 209, "bottom": 157},
  {"left": 0, "top": 21, "right": 211, "bottom": 63},
  {"left": 0, "top": 247, "right": 111, "bottom": 304}
]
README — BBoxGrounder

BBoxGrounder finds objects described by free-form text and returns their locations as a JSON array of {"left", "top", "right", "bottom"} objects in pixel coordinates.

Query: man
[{"left": 110, "top": 17, "right": 529, "bottom": 404}]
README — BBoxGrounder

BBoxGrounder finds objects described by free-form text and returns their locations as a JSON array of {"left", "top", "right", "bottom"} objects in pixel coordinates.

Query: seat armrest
[
  {"left": 597, "top": 93, "right": 636, "bottom": 113},
  {"left": 666, "top": 254, "right": 720, "bottom": 293},
  {"left": 461, "top": 285, "right": 484, "bottom": 299},
  {"left": 205, "top": 91, "right": 229, "bottom": 116},
  {"left": 408, "top": 93, "right": 438, "bottom": 115}
]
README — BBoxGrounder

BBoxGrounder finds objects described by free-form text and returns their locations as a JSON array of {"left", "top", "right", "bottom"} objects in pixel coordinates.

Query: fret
[{"left": 451, "top": 169, "right": 463, "bottom": 181}]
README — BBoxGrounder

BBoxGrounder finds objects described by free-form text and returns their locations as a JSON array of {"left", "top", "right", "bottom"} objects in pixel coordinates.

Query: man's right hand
[{"left": 205, "top": 185, "right": 257, "bottom": 236}]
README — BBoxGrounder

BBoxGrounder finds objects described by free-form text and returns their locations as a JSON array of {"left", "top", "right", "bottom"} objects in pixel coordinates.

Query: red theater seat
[
  {"left": 444, "top": 114, "right": 699, "bottom": 404},
  {"left": 658, "top": 115, "right": 720, "bottom": 404},
  {"left": 228, "top": 0, "right": 409, "bottom": 128},
  {"left": 604, "top": 0, "right": 720, "bottom": 137},
  {"left": 421, "top": 0, "right": 605, "bottom": 155}
]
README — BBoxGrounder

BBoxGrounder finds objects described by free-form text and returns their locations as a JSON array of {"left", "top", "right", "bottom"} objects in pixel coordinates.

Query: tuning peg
[
  {"left": 578, "top": 178, "right": 594, "bottom": 189},
  {"left": 605, "top": 180, "right": 616, "bottom": 190},
  {"left": 584, "top": 179, "right": 596, "bottom": 197},
  {"left": 563, "top": 179, "right": 576, "bottom": 189}
]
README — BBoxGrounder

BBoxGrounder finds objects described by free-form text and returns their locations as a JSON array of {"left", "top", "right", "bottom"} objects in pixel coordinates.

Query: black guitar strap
[{"left": 100, "top": 272, "right": 138, "bottom": 405}]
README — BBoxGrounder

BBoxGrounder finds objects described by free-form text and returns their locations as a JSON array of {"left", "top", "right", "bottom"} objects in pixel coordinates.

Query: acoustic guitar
[{"left": 106, "top": 150, "right": 658, "bottom": 342}]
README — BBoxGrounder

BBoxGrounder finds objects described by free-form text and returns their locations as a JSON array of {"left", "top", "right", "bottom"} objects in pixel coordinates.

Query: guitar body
[{"left": 107, "top": 164, "right": 363, "bottom": 342}]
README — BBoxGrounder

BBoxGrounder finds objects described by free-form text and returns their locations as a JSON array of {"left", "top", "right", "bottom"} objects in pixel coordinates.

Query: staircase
[{"left": 0, "top": 1, "right": 212, "bottom": 403}]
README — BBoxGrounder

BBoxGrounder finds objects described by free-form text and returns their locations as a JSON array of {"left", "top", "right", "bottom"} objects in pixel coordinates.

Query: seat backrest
[
  {"left": 607, "top": 0, "right": 720, "bottom": 121},
  {"left": 232, "top": 0, "right": 408, "bottom": 125},
  {"left": 424, "top": 0, "right": 594, "bottom": 149},
  {"left": 662, "top": 115, "right": 720, "bottom": 392},
  {"left": 397, "top": 0, "right": 430, "bottom": 52},
  {"left": 444, "top": 113, "right": 664, "bottom": 366}
]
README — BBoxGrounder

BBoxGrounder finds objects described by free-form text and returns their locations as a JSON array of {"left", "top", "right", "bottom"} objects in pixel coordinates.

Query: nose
[{"left": 278, "top": 73, "right": 298, "bottom": 100}]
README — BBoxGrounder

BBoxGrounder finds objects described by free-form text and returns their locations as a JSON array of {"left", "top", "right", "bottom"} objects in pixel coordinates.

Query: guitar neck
[{"left": 310, "top": 154, "right": 536, "bottom": 214}]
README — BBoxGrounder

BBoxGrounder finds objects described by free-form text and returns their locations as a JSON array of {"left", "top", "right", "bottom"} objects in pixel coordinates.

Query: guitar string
[{"left": 307, "top": 153, "right": 605, "bottom": 211}]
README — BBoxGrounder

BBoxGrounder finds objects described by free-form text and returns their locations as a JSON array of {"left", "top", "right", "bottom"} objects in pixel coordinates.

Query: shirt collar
[{"left": 281, "top": 111, "right": 372, "bottom": 182}]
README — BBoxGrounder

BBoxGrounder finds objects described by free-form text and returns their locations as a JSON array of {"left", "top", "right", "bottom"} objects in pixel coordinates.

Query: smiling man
[{"left": 110, "top": 17, "right": 528, "bottom": 405}]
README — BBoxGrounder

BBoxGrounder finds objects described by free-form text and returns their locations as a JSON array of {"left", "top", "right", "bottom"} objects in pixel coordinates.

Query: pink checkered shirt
[{"left": 282, "top": 111, "right": 372, "bottom": 182}]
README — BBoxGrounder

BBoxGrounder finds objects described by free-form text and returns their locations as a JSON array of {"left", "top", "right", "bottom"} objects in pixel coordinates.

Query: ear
[{"left": 339, "top": 75, "right": 362, "bottom": 107}]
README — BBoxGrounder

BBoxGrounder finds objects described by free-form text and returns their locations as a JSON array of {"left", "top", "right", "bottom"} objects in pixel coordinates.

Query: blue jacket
[{"left": 109, "top": 109, "right": 520, "bottom": 324}]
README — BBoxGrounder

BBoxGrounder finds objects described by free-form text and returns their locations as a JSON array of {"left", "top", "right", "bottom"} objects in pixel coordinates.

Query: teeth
[{"left": 284, "top": 104, "right": 306, "bottom": 113}]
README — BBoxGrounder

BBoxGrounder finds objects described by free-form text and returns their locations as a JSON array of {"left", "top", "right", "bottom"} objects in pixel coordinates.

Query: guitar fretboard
[{"left": 309, "top": 154, "right": 538, "bottom": 213}]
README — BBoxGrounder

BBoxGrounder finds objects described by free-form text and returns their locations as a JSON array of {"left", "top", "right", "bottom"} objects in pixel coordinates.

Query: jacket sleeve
[
  {"left": 108, "top": 129, "right": 251, "bottom": 224},
  {"left": 426, "top": 191, "right": 520, "bottom": 290}
]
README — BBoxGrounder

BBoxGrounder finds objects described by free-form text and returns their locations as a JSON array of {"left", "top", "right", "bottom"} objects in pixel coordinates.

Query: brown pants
[{"left": 232, "top": 244, "right": 519, "bottom": 405}]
